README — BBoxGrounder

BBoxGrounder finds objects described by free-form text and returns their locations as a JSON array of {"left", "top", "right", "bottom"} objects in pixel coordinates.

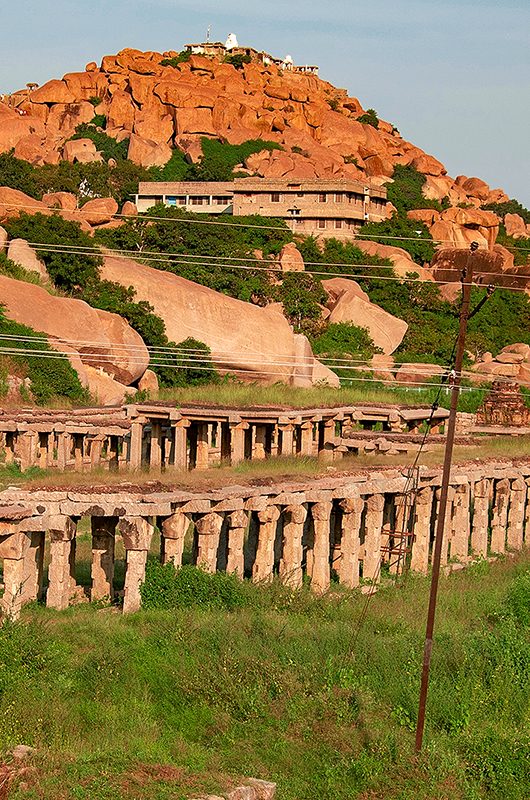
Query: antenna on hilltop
[{"left": 206, "top": 25, "right": 211, "bottom": 43}]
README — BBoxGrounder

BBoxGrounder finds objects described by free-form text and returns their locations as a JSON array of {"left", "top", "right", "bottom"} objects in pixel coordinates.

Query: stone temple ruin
[
  {"left": 476, "top": 381, "right": 530, "bottom": 427},
  {"left": 0, "top": 459, "right": 528, "bottom": 620}
]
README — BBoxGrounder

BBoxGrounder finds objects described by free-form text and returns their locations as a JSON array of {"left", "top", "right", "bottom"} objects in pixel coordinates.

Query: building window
[
  {"left": 271, "top": 192, "right": 281, "bottom": 202},
  {"left": 335, "top": 220, "right": 343, "bottom": 229},
  {"left": 319, "top": 193, "right": 327, "bottom": 203},
  {"left": 318, "top": 219, "right": 326, "bottom": 229},
  {"left": 213, "top": 196, "right": 231, "bottom": 205},
  {"left": 190, "top": 196, "right": 206, "bottom": 205},
  {"left": 166, "top": 196, "right": 177, "bottom": 206},
  {"left": 335, "top": 193, "right": 343, "bottom": 202}
]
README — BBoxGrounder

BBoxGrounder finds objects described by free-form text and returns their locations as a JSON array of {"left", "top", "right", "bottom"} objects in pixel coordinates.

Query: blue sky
[{"left": 2, "top": 0, "right": 529, "bottom": 205}]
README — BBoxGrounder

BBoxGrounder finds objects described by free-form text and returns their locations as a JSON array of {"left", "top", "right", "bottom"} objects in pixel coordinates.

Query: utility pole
[{"left": 414, "top": 241, "right": 479, "bottom": 752}]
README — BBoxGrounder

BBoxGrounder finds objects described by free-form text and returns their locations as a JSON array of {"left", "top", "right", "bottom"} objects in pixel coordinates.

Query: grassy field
[
  {"left": 156, "top": 381, "right": 491, "bottom": 413},
  {"left": 0, "top": 552, "right": 529, "bottom": 800}
]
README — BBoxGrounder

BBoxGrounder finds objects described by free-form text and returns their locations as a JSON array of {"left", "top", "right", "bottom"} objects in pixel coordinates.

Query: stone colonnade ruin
[
  {"left": 0, "top": 459, "right": 528, "bottom": 619},
  {"left": 0, "top": 403, "right": 450, "bottom": 473}
]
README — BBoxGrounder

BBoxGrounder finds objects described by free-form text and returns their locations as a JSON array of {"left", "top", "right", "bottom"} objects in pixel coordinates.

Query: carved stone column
[
  {"left": 471, "top": 478, "right": 490, "bottom": 557},
  {"left": 338, "top": 497, "right": 364, "bottom": 588},
  {"left": 491, "top": 478, "right": 510, "bottom": 554},
  {"left": 129, "top": 420, "right": 143, "bottom": 470},
  {"left": 278, "top": 425, "right": 294, "bottom": 457},
  {"left": 507, "top": 477, "right": 526, "bottom": 550},
  {"left": 300, "top": 422, "right": 313, "bottom": 456},
  {"left": 318, "top": 420, "right": 336, "bottom": 464},
  {"left": 195, "top": 512, "right": 224, "bottom": 573},
  {"left": 226, "top": 510, "right": 248, "bottom": 576},
  {"left": 119, "top": 517, "right": 154, "bottom": 613},
  {"left": 21, "top": 531, "right": 45, "bottom": 605},
  {"left": 195, "top": 423, "right": 210, "bottom": 470},
  {"left": 449, "top": 483, "right": 471, "bottom": 562},
  {"left": 46, "top": 516, "right": 77, "bottom": 611},
  {"left": 91, "top": 517, "right": 117, "bottom": 601},
  {"left": 279, "top": 504, "right": 307, "bottom": 588},
  {"left": 230, "top": 422, "right": 247, "bottom": 466},
  {"left": 252, "top": 506, "right": 280, "bottom": 584},
  {"left": 149, "top": 421, "right": 163, "bottom": 470},
  {"left": 410, "top": 487, "right": 433, "bottom": 574},
  {"left": 0, "top": 530, "right": 31, "bottom": 619},
  {"left": 161, "top": 512, "right": 190, "bottom": 567},
  {"left": 310, "top": 501, "right": 332, "bottom": 594},
  {"left": 362, "top": 494, "right": 384, "bottom": 583}
]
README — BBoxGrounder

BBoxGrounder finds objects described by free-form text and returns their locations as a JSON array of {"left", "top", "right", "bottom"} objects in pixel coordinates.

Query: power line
[
  {"left": 7, "top": 241, "right": 530, "bottom": 292},
  {"left": 5, "top": 200, "right": 530, "bottom": 252},
  {"left": 23, "top": 240, "right": 530, "bottom": 280}
]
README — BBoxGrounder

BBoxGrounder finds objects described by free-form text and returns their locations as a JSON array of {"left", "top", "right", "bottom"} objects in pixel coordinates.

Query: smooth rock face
[
  {"left": 101, "top": 255, "right": 338, "bottom": 387},
  {"left": 6, "top": 238, "right": 49, "bottom": 280},
  {"left": 324, "top": 281, "right": 408, "bottom": 354},
  {"left": 79, "top": 197, "right": 119, "bottom": 225},
  {"left": 278, "top": 242, "right": 304, "bottom": 272},
  {"left": 0, "top": 274, "right": 149, "bottom": 393}
]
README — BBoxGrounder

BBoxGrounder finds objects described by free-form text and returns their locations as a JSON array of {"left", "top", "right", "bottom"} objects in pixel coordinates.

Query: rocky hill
[{"left": 0, "top": 45, "right": 529, "bottom": 404}]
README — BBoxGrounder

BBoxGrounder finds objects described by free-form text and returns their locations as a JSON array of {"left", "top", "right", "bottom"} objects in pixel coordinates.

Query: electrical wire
[{"left": 4, "top": 200, "right": 530, "bottom": 252}]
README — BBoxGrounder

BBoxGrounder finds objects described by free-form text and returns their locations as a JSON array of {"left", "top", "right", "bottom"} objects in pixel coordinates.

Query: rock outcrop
[
  {"left": 322, "top": 277, "right": 408, "bottom": 354},
  {"left": 472, "top": 344, "right": 530, "bottom": 386},
  {"left": 101, "top": 255, "right": 338, "bottom": 387},
  {"left": 0, "top": 274, "right": 150, "bottom": 403}
]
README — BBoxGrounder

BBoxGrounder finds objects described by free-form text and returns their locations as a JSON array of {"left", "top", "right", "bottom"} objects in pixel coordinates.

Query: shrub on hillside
[
  {"left": 357, "top": 108, "right": 379, "bottom": 128},
  {"left": 70, "top": 124, "right": 129, "bottom": 161},
  {"left": 5, "top": 212, "right": 101, "bottom": 291},
  {"left": 360, "top": 216, "right": 435, "bottom": 264},
  {"left": 140, "top": 562, "right": 247, "bottom": 610},
  {"left": 0, "top": 305, "right": 88, "bottom": 404},
  {"left": 160, "top": 50, "right": 190, "bottom": 67},
  {"left": 387, "top": 164, "right": 444, "bottom": 214},
  {"left": 0, "top": 152, "right": 40, "bottom": 198},
  {"left": 483, "top": 198, "right": 530, "bottom": 225}
]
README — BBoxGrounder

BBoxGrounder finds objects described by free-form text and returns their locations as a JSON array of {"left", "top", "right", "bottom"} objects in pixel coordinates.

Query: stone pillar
[
  {"left": 410, "top": 488, "right": 433, "bottom": 574},
  {"left": 252, "top": 506, "right": 280, "bottom": 584},
  {"left": 21, "top": 531, "right": 45, "bottom": 605},
  {"left": 150, "top": 421, "right": 163, "bottom": 470},
  {"left": 17, "top": 431, "right": 37, "bottom": 471},
  {"left": 491, "top": 478, "right": 510, "bottom": 554},
  {"left": 0, "top": 530, "right": 31, "bottom": 620},
  {"left": 390, "top": 494, "right": 412, "bottom": 575},
  {"left": 89, "top": 436, "right": 104, "bottom": 469},
  {"left": 278, "top": 425, "right": 294, "bottom": 457},
  {"left": 254, "top": 425, "right": 267, "bottom": 460},
  {"left": 449, "top": 483, "right": 471, "bottom": 562},
  {"left": 91, "top": 517, "right": 117, "bottom": 601},
  {"left": 119, "top": 517, "right": 154, "bottom": 613},
  {"left": 226, "top": 510, "right": 248, "bottom": 576},
  {"left": 195, "top": 512, "right": 224, "bottom": 573},
  {"left": 195, "top": 423, "right": 210, "bottom": 470},
  {"left": 161, "top": 512, "right": 190, "bottom": 567},
  {"left": 38, "top": 433, "right": 50, "bottom": 469},
  {"left": 318, "top": 421, "right": 336, "bottom": 464},
  {"left": 507, "top": 477, "right": 526, "bottom": 551},
  {"left": 279, "top": 504, "right": 307, "bottom": 588},
  {"left": 337, "top": 497, "right": 364, "bottom": 588},
  {"left": 56, "top": 431, "right": 70, "bottom": 471},
  {"left": 310, "top": 501, "right": 332, "bottom": 594},
  {"left": 300, "top": 422, "right": 313, "bottom": 456},
  {"left": 73, "top": 434, "right": 84, "bottom": 471},
  {"left": 230, "top": 423, "right": 247, "bottom": 466},
  {"left": 129, "top": 420, "right": 143, "bottom": 470},
  {"left": 432, "top": 487, "right": 453, "bottom": 566},
  {"left": 46, "top": 517, "right": 77, "bottom": 611},
  {"left": 471, "top": 479, "right": 490, "bottom": 557},
  {"left": 362, "top": 494, "right": 384, "bottom": 583}
]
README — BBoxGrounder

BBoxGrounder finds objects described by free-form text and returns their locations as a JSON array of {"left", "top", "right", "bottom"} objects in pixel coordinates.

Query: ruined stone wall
[{"left": 0, "top": 459, "right": 528, "bottom": 619}]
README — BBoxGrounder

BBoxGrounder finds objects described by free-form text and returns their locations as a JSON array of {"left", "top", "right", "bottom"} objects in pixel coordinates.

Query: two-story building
[{"left": 134, "top": 178, "right": 388, "bottom": 238}]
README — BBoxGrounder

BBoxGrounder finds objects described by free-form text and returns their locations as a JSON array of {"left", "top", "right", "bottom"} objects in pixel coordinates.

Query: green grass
[
  {"left": 0, "top": 555, "right": 528, "bottom": 798},
  {"left": 157, "top": 380, "right": 490, "bottom": 411}
]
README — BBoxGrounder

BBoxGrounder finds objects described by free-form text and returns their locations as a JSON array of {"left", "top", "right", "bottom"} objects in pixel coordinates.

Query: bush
[
  {"left": 386, "top": 164, "right": 443, "bottom": 214},
  {"left": 357, "top": 108, "right": 379, "bottom": 128},
  {"left": 223, "top": 53, "right": 251, "bottom": 69},
  {"left": 140, "top": 562, "right": 247, "bottom": 611},
  {"left": 154, "top": 337, "right": 219, "bottom": 387},
  {"left": 312, "top": 322, "right": 378, "bottom": 360},
  {"left": 0, "top": 305, "right": 88, "bottom": 404},
  {"left": 160, "top": 50, "right": 190, "bottom": 67},
  {"left": 70, "top": 124, "right": 129, "bottom": 161},
  {"left": 361, "top": 216, "right": 436, "bottom": 264},
  {"left": 278, "top": 272, "right": 327, "bottom": 331},
  {"left": 4, "top": 212, "right": 101, "bottom": 291},
  {"left": 483, "top": 198, "right": 530, "bottom": 225},
  {"left": 0, "top": 152, "right": 40, "bottom": 198}
]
